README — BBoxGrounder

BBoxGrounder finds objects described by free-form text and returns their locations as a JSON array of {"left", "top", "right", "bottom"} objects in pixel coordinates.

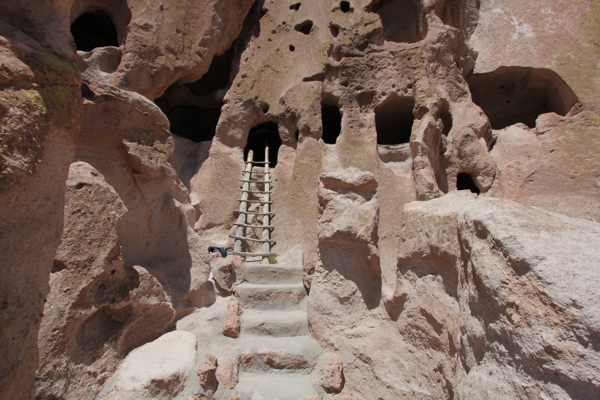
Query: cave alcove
[
  {"left": 244, "top": 122, "right": 282, "bottom": 168},
  {"left": 467, "top": 67, "right": 579, "bottom": 130},
  {"left": 165, "top": 105, "right": 221, "bottom": 142},
  {"left": 375, "top": 97, "right": 415, "bottom": 145},
  {"left": 322, "top": 101, "right": 342, "bottom": 144},
  {"left": 440, "top": 99, "right": 453, "bottom": 135},
  {"left": 371, "top": 0, "right": 422, "bottom": 43},
  {"left": 456, "top": 172, "right": 480, "bottom": 194},
  {"left": 186, "top": 47, "right": 235, "bottom": 97},
  {"left": 71, "top": 10, "right": 119, "bottom": 51}
]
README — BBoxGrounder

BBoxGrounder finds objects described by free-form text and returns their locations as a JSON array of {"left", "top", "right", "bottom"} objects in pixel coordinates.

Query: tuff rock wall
[{"left": 0, "top": 0, "right": 599, "bottom": 399}]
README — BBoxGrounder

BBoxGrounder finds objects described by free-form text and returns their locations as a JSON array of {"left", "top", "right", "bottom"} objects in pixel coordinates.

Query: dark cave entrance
[
  {"left": 244, "top": 123, "right": 282, "bottom": 168},
  {"left": 165, "top": 105, "right": 221, "bottom": 142},
  {"left": 456, "top": 173, "right": 480, "bottom": 194},
  {"left": 375, "top": 97, "right": 415, "bottom": 145},
  {"left": 371, "top": 0, "right": 421, "bottom": 43},
  {"left": 440, "top": 99, "right": 453, "bottom": 136},
  {"left": 71, "top": 11, "right": 119, "bottom": 51},
  {"left": 185, "top": 47, "right": 235, "bottom": 97},
  {"left": 467, "top": 67, "right": 578, "bottom": 130},
  {"left": 322, "top": 102, "right": 342, "bottom": 145}
]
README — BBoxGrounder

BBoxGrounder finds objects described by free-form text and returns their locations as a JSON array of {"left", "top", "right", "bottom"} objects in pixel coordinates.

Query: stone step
[
  {"left": 243, "top": 263, "right": 303, "bottom": 285},
  {"left": 235, "top": 283, "right": 307, "bottom": 311},
  {"left": 232, "top": 372, "right": 318, "bottom": 399},
  {"left": 241, "top": 310, "right": 308, "bottom": 337},
  {"left": 236, "top": 336, "right": 322, "bottom": 373}
]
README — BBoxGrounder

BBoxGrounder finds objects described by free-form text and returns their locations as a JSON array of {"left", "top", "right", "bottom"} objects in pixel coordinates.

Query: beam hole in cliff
[
  {"left": 70, "top": 11, "right": 119, "bottom": 51},
  {"left": 467, "top": 67, "right": 579, "bottom": 130},
  {"left": 166, "top": 105, "right": 221, "bottom": 142},
  {"left": 340, "top": 1, "right": 351, "bottom": 12},
  {"left": 295, "top": 20, "right": 313, "bottom": 35},
  {"left": 289, "top": 44, "right": 296, "bottom": 51},
  {"left": 456, "top": 173, "right": 480, "bottom": 194},
  {"left": 244, "top": 123, "right": 282, "bottom": 168},
  {"left": 330, "top": 24, "right": 340, "bottom": 38},
  {"left": 371, "top": 0, "right": 421, "bottom": 43},
  {"left": 322, "top": 100, "right": 342, "bottom": 145},
  {"left": 440, "top": 99, "right": 452, "bottom": 135},
  {"left": 375, "top": 97, "right": 415, "bottom": 145},
  {"left": 290, "top": 2, "right": 301, "bottom": 10}
]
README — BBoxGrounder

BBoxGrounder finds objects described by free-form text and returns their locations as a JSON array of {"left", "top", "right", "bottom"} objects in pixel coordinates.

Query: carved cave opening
[
  {"left": 371, "top": 0, "right": 421, "bottom": 43},
  {"left": 71, "top": 11, "right": 119, "bottom": 51},
  {"left": 244, "top": 122, "right": 282, "bottom": 168},
  {"left": 322, "top": 101, "right": 342, "bottom": 145},
  {"left": 467, "top": 66, "right": 578, "bottom": 130},
  {"left": 375, "top": 97, "right": 415, "bottom": 145},
  {"left": 456, "top": 172, "right": 480, "bottom": 194}
]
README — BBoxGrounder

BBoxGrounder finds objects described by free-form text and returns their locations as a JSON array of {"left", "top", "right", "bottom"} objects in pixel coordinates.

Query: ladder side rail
[
  {"left": 235, "top": 151, "right": 254, "bottom": 253},
  {"left": 262, "top": 143, "right": 272, "bottom": 264}
]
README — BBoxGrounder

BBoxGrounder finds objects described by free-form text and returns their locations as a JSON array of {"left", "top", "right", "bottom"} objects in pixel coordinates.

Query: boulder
[
  {"left": 394, "top": 192, "right": 600, "bottom": 399},
  {"left": 103, "top": 331, "right": 198, "bottom": 399}
]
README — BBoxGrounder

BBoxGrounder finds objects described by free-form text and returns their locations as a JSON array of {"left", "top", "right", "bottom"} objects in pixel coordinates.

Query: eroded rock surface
[
  {"left": 2, "top": 0, "right": 600, "bottom": 398},
  {"left": 0, "top": 9, "right": 81, "bottom": 398},
  {"left": 393, "top": 192, "right": 600, "bottom": 399}
]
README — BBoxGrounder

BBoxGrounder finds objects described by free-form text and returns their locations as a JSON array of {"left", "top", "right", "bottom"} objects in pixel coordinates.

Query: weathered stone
[
  {"left": 103, "top": 331, "right": 198, "bottom": 399},
  {"left": 216, "top": 358, "right": 239, "bottom": 390},
  {"left": 211, "top": 254, "right": 243, "bottom": 293},
  {"left": 316, "top": 353, "right": 344, "bottom": 393},
  {"left": 196, "top": 354, "right": 218, "bottom": 388},
  {"left": 222, "top": 298, "right": 242, "bottom": 338}
]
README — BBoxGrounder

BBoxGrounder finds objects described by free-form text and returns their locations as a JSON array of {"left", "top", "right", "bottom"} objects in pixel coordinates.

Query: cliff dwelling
[{"left": 1, "top": 0, "right": 600, "bottom": 399}]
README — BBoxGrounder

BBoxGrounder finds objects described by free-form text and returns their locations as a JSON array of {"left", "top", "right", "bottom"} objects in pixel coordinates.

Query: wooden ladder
[{"left": 229, "top": 143, "right": 276, "bottom": 264}]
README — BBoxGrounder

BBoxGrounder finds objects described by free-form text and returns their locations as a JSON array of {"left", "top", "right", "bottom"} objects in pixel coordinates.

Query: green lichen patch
[
  {"left": 39, "top": 85, "right": 78, "bottom": 129},
  {"left": 32, "top": 49, "right": 79, "bottom": 85}
]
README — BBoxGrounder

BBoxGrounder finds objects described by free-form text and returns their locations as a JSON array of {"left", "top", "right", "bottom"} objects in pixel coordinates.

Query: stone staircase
[{"left": 227, "top": 262, "right": 324, "bottom": 399}]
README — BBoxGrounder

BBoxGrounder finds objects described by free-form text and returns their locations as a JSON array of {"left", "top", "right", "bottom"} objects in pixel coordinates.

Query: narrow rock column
[{"left": 235, "top": 151, "right": 253, "bottom": 253}]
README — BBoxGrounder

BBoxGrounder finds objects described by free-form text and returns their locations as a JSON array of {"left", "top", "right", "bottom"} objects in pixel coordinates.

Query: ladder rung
[
  {"left": 237, "top": 211, "right": 274, "bottom": 216},
  {"left": 237, "top": 199, "right": 273, "bottom": 203},
  {"left": 238, "top": 179, "right": 271, "bottom": 183},
  {"left": 246, "top": 161, "right": 270, "bottom": 165},
  {"left": 229, "top": 235, "right": 276, "bottom": 243},
  {"left": 238, "top": 189, "right": 271, "bottom": 194},
  {"left": 242, "top": 171, "right": 267, "bottom": 175},
  {"left": 233, "top": 223, "right": 274, "bottom": 229},
  {"left": 228, "top": 251, "right": 277, "bottom": 257}
]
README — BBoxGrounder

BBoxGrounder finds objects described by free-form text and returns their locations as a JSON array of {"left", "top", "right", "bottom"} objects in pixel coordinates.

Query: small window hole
[
  {"left": 294, "top": 20, "right": 313, "bottom": 35},
  {"left": 456, "top": 173, "right": 480, "bottom": 194}
]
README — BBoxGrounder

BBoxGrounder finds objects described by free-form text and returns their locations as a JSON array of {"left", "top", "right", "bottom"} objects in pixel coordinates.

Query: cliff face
[{"left": 0, "top": 0, "right": 599, "bottom": 399}]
